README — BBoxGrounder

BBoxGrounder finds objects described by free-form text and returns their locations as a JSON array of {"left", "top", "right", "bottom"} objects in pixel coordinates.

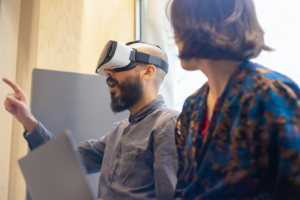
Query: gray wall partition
[{"left": 27, "top": 69, "right": 129, "bottom": 199}]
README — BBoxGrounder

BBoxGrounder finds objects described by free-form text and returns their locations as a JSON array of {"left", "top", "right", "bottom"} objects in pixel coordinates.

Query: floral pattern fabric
[{"left": 175, "top": 61, "right": 300, "bottom": 200}]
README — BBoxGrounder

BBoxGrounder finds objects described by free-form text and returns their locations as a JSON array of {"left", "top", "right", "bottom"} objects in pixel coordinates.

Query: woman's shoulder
[
  {"left": 242, "top": 62, "right": 300, "bottom": 98},
  {"left": 249, "top": 62, "right": 295, "bottom": 82}
]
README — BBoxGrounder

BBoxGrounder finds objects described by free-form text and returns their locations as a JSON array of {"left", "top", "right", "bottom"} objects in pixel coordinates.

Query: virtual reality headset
[{"left": 95, "top": 40, "right": 168, "bottom": 76}]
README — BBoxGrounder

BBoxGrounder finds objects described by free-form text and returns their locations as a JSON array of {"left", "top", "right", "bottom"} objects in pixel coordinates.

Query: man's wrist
[{"left": 24, "top": 116, "right": 38, "bottom": 132}]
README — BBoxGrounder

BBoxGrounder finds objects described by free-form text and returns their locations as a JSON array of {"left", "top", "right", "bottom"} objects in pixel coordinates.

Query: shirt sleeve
[
  {"left": 24, "top": 122, "right": 56, "bottom": 150},
  {"left": 153, "top": 116, "right": 179, "bottom": 200},
  {"left": 77, "top": 136, "right": 107, "bottom": 174},
  {"left": 262, "top": 83, "right": 300, "bottom": 198},
  {"left": 24, "top": 121, "right": 112, "bottom": 174}
]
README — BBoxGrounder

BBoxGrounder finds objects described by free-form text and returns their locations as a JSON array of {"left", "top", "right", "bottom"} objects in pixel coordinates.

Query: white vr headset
[{"left": 95, "top": 40, "right": 169, "bottom": 76}]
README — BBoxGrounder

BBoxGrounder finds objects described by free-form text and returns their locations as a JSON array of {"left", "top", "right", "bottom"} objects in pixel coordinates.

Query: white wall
[
  {"left": 142, "top": 0, "right": 300, "bottom": 111},
  {"left": 0, "top": 0, "right": 21, "bottom": 200},
  {"left": 252, "top": 0, "right": 300, "bottom": 82}
]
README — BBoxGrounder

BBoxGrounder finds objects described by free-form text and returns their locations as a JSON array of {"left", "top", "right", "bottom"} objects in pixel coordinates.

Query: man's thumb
[{"left": 7, "top": 96, "right": 23, "bottom": 107}]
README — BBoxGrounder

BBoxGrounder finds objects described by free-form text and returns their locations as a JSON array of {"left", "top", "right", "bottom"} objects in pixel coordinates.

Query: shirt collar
[{"left": 129, "top": 95, "right": 165, "bottom": 123}]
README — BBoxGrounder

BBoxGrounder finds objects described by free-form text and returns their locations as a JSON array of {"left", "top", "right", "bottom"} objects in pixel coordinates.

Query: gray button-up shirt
[{"left": 24, "top": 96, "right": 179, "bottom": 200}]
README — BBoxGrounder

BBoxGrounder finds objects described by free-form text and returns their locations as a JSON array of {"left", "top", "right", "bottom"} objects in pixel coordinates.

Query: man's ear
[{"left": 143, "top": 65, "right": 156, "bottom": 81}]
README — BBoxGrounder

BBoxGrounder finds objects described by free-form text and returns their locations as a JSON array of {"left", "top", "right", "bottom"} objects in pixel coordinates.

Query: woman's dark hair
[{"left": 167, "top": 0, "right": 272, "bottom": 61}]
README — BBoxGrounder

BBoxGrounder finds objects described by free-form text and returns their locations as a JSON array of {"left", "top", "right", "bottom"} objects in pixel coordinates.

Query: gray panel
[
  {"left": 19, "top": 131, "right": 96, "bottom": 200},
  {"left": 28, "top": 69, "right": 128, "bottom": 199}
]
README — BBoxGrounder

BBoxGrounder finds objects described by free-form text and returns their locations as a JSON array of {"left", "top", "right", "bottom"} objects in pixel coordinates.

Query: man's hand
[{"left": 3, "top": 78, "right": 38, "bottom": 132}]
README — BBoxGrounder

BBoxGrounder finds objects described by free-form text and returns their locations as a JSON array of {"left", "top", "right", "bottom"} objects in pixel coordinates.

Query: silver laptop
[{"left": 18, "top": 131, "right": 97, "bottom": 200}]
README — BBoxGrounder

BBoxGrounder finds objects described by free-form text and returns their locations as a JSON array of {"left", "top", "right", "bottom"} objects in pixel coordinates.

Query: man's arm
[
  {"left": 76, "top": 123, "right": 120, "bottom": 174},
  {"left": 3, "top": 77, "right": 108, "bottom": 174},
  {"left": 153, "top": 116, "right": 179, "bottom": 200},
  {"left": 24, "top": 121, "right": 109, "bottom": 174},
  {"left": 24, "top": 122, "right": 55, "bottom": 150}
]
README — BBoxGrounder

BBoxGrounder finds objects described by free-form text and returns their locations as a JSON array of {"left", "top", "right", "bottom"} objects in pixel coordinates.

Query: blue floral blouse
[{"left": 175, "top": 61, "right": 300, "bottom": 200}]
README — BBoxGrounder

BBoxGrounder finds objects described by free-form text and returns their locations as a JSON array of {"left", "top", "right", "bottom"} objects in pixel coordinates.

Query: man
[{"left": 3, "top": 41, "right": 179, "bottom": 200}]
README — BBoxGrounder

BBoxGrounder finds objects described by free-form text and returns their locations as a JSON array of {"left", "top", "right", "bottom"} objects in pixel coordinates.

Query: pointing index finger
[{"left": 2, "top": 78, "right": 22, "bottom": 93}]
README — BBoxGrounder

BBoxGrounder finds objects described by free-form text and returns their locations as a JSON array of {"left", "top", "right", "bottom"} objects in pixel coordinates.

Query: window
[{"left": 141, "top": 0, "right": 300, "bottom": 111}]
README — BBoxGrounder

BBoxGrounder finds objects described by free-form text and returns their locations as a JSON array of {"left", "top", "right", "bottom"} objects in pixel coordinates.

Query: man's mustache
[{"left": 106, "top": 76, "right": 119, "bottom": 85}]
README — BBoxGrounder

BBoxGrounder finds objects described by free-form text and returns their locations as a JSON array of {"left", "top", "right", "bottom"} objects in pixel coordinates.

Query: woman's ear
[{"left": 143, "top": 65, "right": 156, "bottom": 81}]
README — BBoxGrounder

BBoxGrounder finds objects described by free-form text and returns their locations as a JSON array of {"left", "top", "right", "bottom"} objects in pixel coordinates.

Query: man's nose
[{"left": 105, "top": 69, "right": 115, "bottom": 77}]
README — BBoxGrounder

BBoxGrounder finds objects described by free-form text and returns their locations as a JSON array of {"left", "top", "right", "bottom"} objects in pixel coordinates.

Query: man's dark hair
[{"left": 167, "top": 0, "right": 272, "bottom": 61}]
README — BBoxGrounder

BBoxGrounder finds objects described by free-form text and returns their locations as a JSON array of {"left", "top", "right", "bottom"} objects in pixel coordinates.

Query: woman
[{"left": 169, "top": 0, "right": 300, "bottom": 199}]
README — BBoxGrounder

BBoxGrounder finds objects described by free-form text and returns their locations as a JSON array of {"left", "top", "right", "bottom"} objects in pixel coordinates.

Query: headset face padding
[{"left": 96, "top": 40, "right": 169, "bottom": 76}]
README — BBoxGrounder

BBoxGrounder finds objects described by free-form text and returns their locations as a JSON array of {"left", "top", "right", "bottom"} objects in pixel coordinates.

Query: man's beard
[{"left": 107, "top": 74, "right": 143, "bottom": 113}]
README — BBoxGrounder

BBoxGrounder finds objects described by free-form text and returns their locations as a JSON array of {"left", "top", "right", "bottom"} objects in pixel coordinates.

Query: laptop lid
[{"left": 18, "top": 131, "right": 96, "bottom": 200}]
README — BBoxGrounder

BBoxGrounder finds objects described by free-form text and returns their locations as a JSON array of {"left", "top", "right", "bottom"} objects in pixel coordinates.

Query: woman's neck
[{"left": 197, "top": 59, "right": 243, "bottom": 99}]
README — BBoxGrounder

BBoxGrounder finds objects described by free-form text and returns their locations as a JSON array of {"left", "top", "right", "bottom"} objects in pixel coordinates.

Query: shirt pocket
[{"left": 120, "top": 152, "right": 154, "bottom": 188}]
